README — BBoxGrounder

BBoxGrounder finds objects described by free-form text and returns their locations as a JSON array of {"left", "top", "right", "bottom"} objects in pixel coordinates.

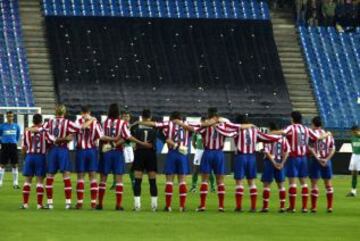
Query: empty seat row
[{"left": 42, "top": 0, "right": 270, "bottom": 20}]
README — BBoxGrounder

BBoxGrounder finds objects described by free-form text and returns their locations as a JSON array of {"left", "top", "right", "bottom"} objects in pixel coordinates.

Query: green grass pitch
[{"left": 0, "top": 173, "right": 360, "bottom": 241}]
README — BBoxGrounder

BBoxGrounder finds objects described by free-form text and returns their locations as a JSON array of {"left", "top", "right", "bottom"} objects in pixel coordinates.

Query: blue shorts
[
  {"left": 200, "top": 150, "right": 225, "bottom": 175},
  {"left": 99, "top": 150, "right": 125, "bottom": 175},
  {"left": 309, "top": 157, "right": 333, "bottom": 180},
  {"left": 23, "top": 154, "right": 46, "bottom": 177},
  {"left": 261, "top": 159, "right": 285, "bottom": 183},
  {"left": 47, "top": 147, "right": 72, "bottom": 174},
  {"left": 164, "top": 149, "right": 189, "bottom": 175},
  {"left": 76, "top": 148, "right": 98, "bottom": 173},
  {"left": 234, "top": 153, "right": 257, "bottom": 180},
  {"left": 285, "top": 156, "right": 308, "bottom": 178}
]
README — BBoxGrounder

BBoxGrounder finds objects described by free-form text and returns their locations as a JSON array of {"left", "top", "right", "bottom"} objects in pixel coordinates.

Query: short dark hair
[
  {"left": 200, "top": 116, "right": 206, "bottom": 122},
  {"left": 33, "top": 114, "right": 42, "bottom": 125},
  {"left": 268, "top": 122, "right": 278, "bottom": 131},
  {"left": 207, "top": 107, "right": 218, "bottom": 118},
  {"left": 81, "top": 105, "right": 91, "bottom": 113},
  {"left": 352, "top": 125, "right": 359, "bottom": 131},
  {"left": 236, "top": 114, "right": 249, "bottom": 124},
  {"left": 291, "top": 111, "right": 302, "bottom": 124},
  {"left": 6, "top": 111, "right": 13, "bottom": 115},
  {"left": 107, "top": 103, "right": 120, "bottom": 119},
  {"left": 142, "top": 109, "right": 151, "bottom": 119},
  {"left": 312, "top": 116, "right": 322, "bottom": 127},
  {"left": 170, "top": 111, "right": 181, "bottom": 120},
  {"left": 121, "top": 110, "right": 129, "bottom": 115}
]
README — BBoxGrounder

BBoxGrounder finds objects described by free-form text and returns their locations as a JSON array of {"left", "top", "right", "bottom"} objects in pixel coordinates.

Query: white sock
[
  {"left": 151, "top": 196, "right": 158, "bottom": 208},
  {"left": 65, "top": 199, "right": 71, "bottom": 204},
  {"left": 134, "top": 196, "right": 141, "bottom": 208},
  {"left": 47, "top": 199, "right": 53, "bottom": 205},
  {"left": 0, "top": 167, "right": 4, "bottom": 185},
  {"left": 352, "top": 189, "right": 357, "bottom": 194},
  {"left": 12, "top": 168, "right": 18, "bottom": 186}
]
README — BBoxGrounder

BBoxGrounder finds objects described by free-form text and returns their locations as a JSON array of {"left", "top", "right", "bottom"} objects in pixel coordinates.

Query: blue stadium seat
[
  {"left": 0, "top": 0, "right": 34, "bottom": 107},
  {"left": 299, "top": 26, "right": 360, "bottom": 129}
]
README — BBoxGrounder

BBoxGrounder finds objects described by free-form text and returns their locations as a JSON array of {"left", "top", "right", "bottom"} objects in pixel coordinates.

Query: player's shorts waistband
[
  {"left": 235, "top": 152, "right": 256, "bottom": 155},
  {"left": 204, "top": 149, "right": 223, "bottom": 151},
  {"left": 0, "top": 143, "right": 17, "bottom": 146},
  {"left": 26, "top": 153, "right": 46, "bottom": 157},
  {"left": 76, "top": 147, "right": 97, "bottom": 151}
]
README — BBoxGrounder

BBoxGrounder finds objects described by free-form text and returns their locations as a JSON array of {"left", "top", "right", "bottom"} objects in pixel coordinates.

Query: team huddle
[{"left": 17, "top": 104, "right": 336, "bottom": 213}]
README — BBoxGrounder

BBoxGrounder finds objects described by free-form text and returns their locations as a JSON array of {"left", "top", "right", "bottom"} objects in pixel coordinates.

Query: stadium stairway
[
  {"left": 18, "top": 0, "right": 56, "bottom": 114},
  {"left": 271, "top": 10, "right": 318, "bottom": 118}
]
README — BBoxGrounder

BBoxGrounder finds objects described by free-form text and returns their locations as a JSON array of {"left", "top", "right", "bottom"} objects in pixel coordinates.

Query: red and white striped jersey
[
  {"left": 283, "top": 124, "right": 320, "bottom": 157},
  {"left": 43, "top": 117, "right": 81, "bottom": 148},
  {"left": 196, "top": 123, "right": 236, "bottom": 150},
  {"left": 103, "top": 118, "right": 131, "bottom": 150},
  {"left": 75, "top": 117, "right": 103, "bottom": 150},
  {"left": 155, "top": 121, "right": 192, "bottom": 149},
  {"left": 224, "top": 123, "right": 280, "bottom": 154},
  {"left": 22, "top": 127, "right": 55, "bottom": 154},
  {"left": 264, "top": 136, "right": 290, "bottom": 161},
  {"left": 310, "top": 128, "right": 335, "bottom": 159}
]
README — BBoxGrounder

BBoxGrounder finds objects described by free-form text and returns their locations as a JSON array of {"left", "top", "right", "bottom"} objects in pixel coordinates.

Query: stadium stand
[
  {"left": 45, "top": 17, "right": 292, "bottom": 119},
  {"left": 42, "top": 0, "right": 270, "bottom": 20},
  {"left": 299, "top": 26, "right": 360, "bottom": 129},
  {"left": 0, "top": 0, "right": 34, "bottom": 108}
]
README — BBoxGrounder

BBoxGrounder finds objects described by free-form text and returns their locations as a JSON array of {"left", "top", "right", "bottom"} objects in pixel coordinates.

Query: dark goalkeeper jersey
[{"left": 131, "top": 124, "right": 158, "bottom": 151}]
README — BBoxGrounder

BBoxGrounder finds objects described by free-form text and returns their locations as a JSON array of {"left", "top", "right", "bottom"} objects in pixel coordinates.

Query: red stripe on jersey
[
  {"left": 311, "top": 128, "right": 335, "bottom": 159},
  {"left": 103, "top": 118, "right": 131, "bottom": 150},
  {"left": 284, "top": 124, "right": 320, "bottom": 157},
  {"left": 76, "top": 118, "right": 103, "bottom": 150},
  {"left": 233, "top": 127, "right": 280, "bottom": 154},
  {"left": 197, "top": 123, "right": 233, "bottom": 150},
  {"left": 43, "top": 117, "right": 80, "bottom": 148},
  {"left": 22, "top": 128, "right": 55, "bottom": 154},
  {"left": 156, "top": 121, "right": 191, "bottom": 148},
  {"left": 264, "top": 136, "right": 290, "bottom": 161}
]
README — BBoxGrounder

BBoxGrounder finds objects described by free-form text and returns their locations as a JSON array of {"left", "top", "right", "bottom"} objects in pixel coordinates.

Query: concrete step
[
  {"left": 281, "top": 62, "right": 306, "bottom": 68},
  {"left": 271, "top": 12, "right": 294, "bottom": 19},
  {"left": 280, "top": 57, "right": 304, "bottom": 63},
  {"left": 271, "top": 18, "right": 293, "bottom": 25},
  {"left": 19, "top": 1, "right": 40, "bottom": 6},
  {"left": 278, "top": 52, "right": 303, "bottom": 58},
  {"left": 24, "top": 41, "right": 45, "bottom": 47},
  {"left": 29, "top": 68, "right": 52, "bottom": 75},
  {"left": 277, "top": 47, "right": 299, "bottom": 52},
  {"left": 32, "top": 81, "right": 55, "bottom": 87},
  {"left": 32, "top": 86, "right": 55, "bottom": 92},
  {"left": 36, "top": 91, "right": 56, "bottom": 98},
  {"left": 271, "top": 24, "right": 294, "bottom": 29},
  {"left": 29, "top": 58, "right": 50, "bottom": 64},
  {"left": 288, "top": 90, "right": 315, "bottom": 97},
  {"left": 290, "top": 96, "right": 315, "bottom": 102},
  {"left": 284, "top": 73, "right": 308, "bottom": 79},
  {"left": 292, "top": 107, "right": 318, "bottom": 114},
  {"left": 282, "top": 64, "right": 307, "bottom": 70},
  {"left": 26, "top": 52, "right": 48, "bottom": 58}
]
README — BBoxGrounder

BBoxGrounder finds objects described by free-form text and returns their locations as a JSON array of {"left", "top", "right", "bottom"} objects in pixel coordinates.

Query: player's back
[
  {"left": 23, "top": 129, "right": 54, "bottom": 154},
  {"left": 284, "top": 123, "right": 312, "bottom": 157}
]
